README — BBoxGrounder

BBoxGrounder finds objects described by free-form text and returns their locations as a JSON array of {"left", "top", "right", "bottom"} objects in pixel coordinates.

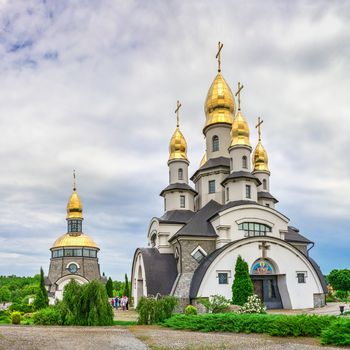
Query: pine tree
[
  {"left": 232, "top": 256, "right": 254, "bottom": 306},
  {"left": 33, "top": 267, "right": 49, "bottom": 310},
  {"left": 123, "top": 274, "right": 130, "bottom": 298},
  {"left": 106, "top": 277, "right": 114, "bottom": 297}
]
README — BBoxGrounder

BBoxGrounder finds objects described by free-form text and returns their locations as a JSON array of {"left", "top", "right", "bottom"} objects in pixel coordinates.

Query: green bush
[
  {"left": 321, "top": 318, "right": 350, "bottom": 346},
  {"left": 335, "top": 290, "right": 349, "bottom": 301},
  {"left": 232, "top": 256, "right": 253, "bottom": 306},
  {"left": 11, "top": 311, "right": 21, "bottom": 325},
  {"left": 137, "top": 296, "right": 178, "bottom": 325},
  {"left": 238, "top": 295, "right": 266, "bottom": 314},
  {"left": 163, "top": 313, "right": 337, "bottom": 337},
  {"left": 185, "top": 305, "right": 198, "bottom": 315},
  {"left": 33, "top": 307, "right": 62, "bottom": 325},
  {"left": 197, "top": 295, "right": 230, "bottom": 313},
  {"left": 9, "top": 302, "right": 34, "bottom": 313}
]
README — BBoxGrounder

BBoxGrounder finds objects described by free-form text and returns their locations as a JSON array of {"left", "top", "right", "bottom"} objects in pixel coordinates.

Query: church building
[
  {"left": 45, "top": 176, "right": 104, "bottom": 302},
  {"left": 131, "top": 43, "right": 327, "bottom": 310}
]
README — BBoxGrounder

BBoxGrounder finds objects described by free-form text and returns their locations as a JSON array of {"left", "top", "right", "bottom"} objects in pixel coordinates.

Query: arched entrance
[
  {"left": 136, "top": 265, "right": 144, "bottom": 304},
  {"left": 250, "top": 259, "right": 282, "bottom": 309}
]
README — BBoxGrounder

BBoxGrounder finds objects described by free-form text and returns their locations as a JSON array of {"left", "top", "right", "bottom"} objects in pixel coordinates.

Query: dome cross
[
  {"left": 174, "top": 100, "right": 182, "bottom": 128},
  {"left": 255, "top": 117, "right": 264, "bottom": 141},
  {"left": 73, "top": 169, "right": 76, "bottom": 191},
  {"left": 216, "top": 41, "right": 223, "bottom": 72},
  {"left": 235, "top": 82, "right": 244, "bottom": 111}
]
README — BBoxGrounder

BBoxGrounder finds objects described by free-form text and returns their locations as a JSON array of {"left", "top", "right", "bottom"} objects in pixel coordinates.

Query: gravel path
[
  {"left": 130, "top": 326, "right": 348, "bottom": 350},
  {"left": 0, "top": 325, "right": 148, "bottom": 350}
]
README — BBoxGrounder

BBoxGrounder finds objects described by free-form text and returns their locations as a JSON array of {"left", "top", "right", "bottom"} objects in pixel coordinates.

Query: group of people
[{"left": 111, "top": 295, "right": 129, "bottom": 311}]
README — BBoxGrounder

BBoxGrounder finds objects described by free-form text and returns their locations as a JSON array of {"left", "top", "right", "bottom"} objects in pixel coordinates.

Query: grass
[{"left": 113, "top": 320, "right": 137, "bottom": 326}]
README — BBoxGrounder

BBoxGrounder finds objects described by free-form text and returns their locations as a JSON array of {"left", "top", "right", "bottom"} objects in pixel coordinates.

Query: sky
[{"left": 0, "top": 0, "right": 349, "bottom": 280}]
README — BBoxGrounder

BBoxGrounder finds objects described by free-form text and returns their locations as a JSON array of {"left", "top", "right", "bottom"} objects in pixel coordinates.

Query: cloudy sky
[{"left": 0, "top": 0, "right": 349, "bottom": 280}]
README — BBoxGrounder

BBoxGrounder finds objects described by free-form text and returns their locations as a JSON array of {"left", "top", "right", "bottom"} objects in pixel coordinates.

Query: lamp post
[{"left": 339, "top": 305, "right": 345, "bottom": 315}]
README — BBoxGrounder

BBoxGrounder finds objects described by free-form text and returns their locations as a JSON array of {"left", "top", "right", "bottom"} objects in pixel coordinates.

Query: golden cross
[
  {"left": 255, "top": 117, "right": 264, "bottom": 141},
  {"left": 174, "top": 100, "right": 182, "bottom": 127},
  {"left": 235, "top": 82, "right": 244, "bottom": 111},
  {"left": 216, "top": 41, "right": 223, "bottom": 72},
  {"left": 259, "top": 241, "right": 270, "bottom": 259},
  {"left": 73, "top": 169, "right": 76, "bottom": 191}
]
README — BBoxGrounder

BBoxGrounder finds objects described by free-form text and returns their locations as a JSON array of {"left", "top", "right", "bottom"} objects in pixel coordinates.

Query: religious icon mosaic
[{"left": 251, "top": 259, "right": 274, "bottom": 275}]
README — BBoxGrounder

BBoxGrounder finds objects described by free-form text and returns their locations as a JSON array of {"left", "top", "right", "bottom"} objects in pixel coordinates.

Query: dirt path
[
  {"left": 0, "top": 325, "right": 148, "bottom": 350},
  {"left": 130, "top": 325, "right": 348, "bottom": 350}
]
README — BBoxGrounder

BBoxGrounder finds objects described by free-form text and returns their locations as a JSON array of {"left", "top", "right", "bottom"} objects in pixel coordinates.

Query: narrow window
[
  {"left": 218, "top": 273, "right": 228, "bottom": 284},
  {"left": 226, "top": 187, "right": 229, "bottom": 202},
  {"left": 242, "top": 156, "right": 248, "bottom": 169},
  {"left": 208, "top": 180, "right": 216, "bottom": 194},
  {"left": 297, "top": 272, "right": 306, "bottom": 283},
  {"left": 178, "top": 168, "right": 183, "bottom": 180},
  {"left": 263, "top": 179, "right": 267, "bottom": 190},
  {"left": 164, "top": 198, "right": 166, "bottom": 211},
  {"left": 266, "top": 203, "right": 270, "bottom": 208},
  {"left": 245, "top": 185, "right": 251, "bottom": 199},
  {"left": 180, "top": 195, "right": 185, "bottom": 208},
  {"left": 212, "top": 135, "right": 219, "bottom": 152},
  {"left": 192, "top": 249, "right": 206, "bottom": 263}
]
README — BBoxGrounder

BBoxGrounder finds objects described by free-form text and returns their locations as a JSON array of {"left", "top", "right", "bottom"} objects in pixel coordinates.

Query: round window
[{"left": 68, "top": 263, "right": 78, "bottom": 274}]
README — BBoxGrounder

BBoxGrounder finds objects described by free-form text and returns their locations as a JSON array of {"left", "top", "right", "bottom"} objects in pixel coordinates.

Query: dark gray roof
[
  {"left": 137, "top": 248, "right": 178, "bottom": 296},
  {"left": 190, "top": 237, "right": 327, "bottom": 299},
  {"left": 222, "top": 171, "right": 261, "bottom": 186},
  {"left": 285, "top": 226, "right": 313, "bottom": 244},
  {"left": 170, "top": 200, "right": 221, "bottom": 241},
  {"left": 160, "top": 183, "right": 197, "bottom": 196},
  {"left": 158, "top": 210, "right": 195, "bottom": 224},
  {"left": 257, "top": 191, "right": 278, "bottom": 203},
  {"left": 191, "top": 157, "right": 230, "bottom": 180}
]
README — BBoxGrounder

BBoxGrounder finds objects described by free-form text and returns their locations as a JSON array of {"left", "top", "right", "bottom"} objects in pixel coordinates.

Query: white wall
[
  {"left": 196, "top": 237, "right": 324, "bottom": 309},
  {"left": 229, "top": 145, "right": 252, "bottom": 172},
  {"left": 168, "top": 159, "right": 189, "bottom": 184},
  {"left": 205, "top": 124, "right": 231, "bottom": 159},
  {"left": 164, "top": 191, "right": 195, "bottom": 211}
]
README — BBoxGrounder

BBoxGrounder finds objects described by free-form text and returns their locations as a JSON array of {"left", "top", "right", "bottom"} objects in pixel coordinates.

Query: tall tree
[
  {"left": 328, "top": 269, "right": 350, "bottom": 300},
  {"left": 232, "top": 256, "right": 254, "bottom": 306},
  {"left": 33, "top": 267, "right": 49, "bottom": 310},
  {"left": 123, "top": 274, "right": 130, "bottom": 298},
  {"left": 105, "top": 277, "right": 114, "bottom": 297}
]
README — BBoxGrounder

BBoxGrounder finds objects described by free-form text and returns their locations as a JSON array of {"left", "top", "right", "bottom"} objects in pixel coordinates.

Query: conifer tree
[
  {"left": 33, "top": 267, "right": 49, "bottom": 310},
  {"left": 123, "top": 274, "right": 130, "bottom": 298},
  {"left": 232, "top": 256, "right": 254, "bottom": 306},
  {"left": 106, "top": 277, "right": 113, "bottom": 297}
]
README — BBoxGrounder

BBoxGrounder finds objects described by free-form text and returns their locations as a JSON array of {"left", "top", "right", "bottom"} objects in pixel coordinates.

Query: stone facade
[{"left": 313, "top": 293, "right": 326, "bottom": 308}]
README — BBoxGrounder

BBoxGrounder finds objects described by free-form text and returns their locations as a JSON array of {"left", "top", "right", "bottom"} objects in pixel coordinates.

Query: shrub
[
  {"left": 232, "top": 256, "right": 253, "bottom": 306},
  {"left": 321, "top": 318, "right": 350, "bottom": 346},
  {"left": 197, "top": 295, "right": 230, "bottom": 313},
  {"left": 335, "top": 290, "right": 349, "bottom": 301},
  {"left": 9, "top": 302, "right": 34, "bottom": 313},
  {"left": 238, "top": 295, "right": 266, "bottom": 314},
  {"left": 11, "top": 311, "right": 21, "bottom": 325},
  {"left": 33, "top": 267, "right": 49, "bottom": 310},
  {"left": 185, "top": 305, "right": 198, "bottom": 315},
  {"left": 137, "top": 295, "right": 178, "bottom": 325},
  {"left": 106, "top": 277, "right": 114, "bottom": 298},
  {"left": 33, "top": 307, "right": 62, "bottom": 325}
]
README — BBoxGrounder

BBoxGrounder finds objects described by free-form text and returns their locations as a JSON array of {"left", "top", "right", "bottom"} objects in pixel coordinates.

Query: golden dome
[
  {"left": 204, "top": 73, "right": 235, "bottom": 131},
  {"left": 230, "top": 111, "right": 251, "bottom": 147},
  {"left": 51, "top": 233, "right": 98, "bottom": 249},
  {"left": 67, "top": 190, "right": 83, "bottom": 219},
  {"left": 169, "top": 127, "right": 188, "bottom": 161},
  {"left": 253, "top": 141, "right": 269, "bottom": 172},
  {"left": 199, "top": 152, "right": 207, "bottom": 167}
]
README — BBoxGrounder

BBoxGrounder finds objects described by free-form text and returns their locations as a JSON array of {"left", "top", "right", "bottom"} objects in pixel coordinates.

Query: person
[
  {"left": 114, "top": 296, "right": 119, "bottom": 311},
  {"left": 111, "top": 298, "right": 115, "bottom": 307},
  {"left": 121, "top": 296, "right": 126, "bottom": 311}
]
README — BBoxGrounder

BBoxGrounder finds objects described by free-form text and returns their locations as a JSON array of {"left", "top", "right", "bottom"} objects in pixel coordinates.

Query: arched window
[
  {"left": 242, "top": 156, "right": 248, "bottom": 169},
  {"left": 212, "top": 135, "right": 219, "bottom": 152},
  {"left": 263, "top": 179, "right": 267, "bottom": 190},
  {"left": 238, "top": 222, "right": 272, "bottom": 237},
  {"left": 178, "top": 168, "right": 183, "bottom": 180}
]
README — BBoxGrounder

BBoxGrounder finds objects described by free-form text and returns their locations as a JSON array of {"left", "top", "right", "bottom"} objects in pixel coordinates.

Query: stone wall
[{"left": 313, "top": 293, "right": 326, "bottom": 308}]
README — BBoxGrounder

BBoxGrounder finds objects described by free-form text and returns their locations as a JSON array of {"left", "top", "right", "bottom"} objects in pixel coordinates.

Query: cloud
[{"left": 0, "top": 0, "right": 349, "bottom": 279}]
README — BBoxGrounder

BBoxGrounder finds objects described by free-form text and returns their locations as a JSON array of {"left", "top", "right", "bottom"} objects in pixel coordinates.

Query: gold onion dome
[
  {"left": 67, "top": 190, "right": 83, "bottom": 219},
  {"left": 52, "top": 233, "right": 98, "bottom": 249},
  {"left": 199, "top": 152, "right": 207, "bottom": 167},
  {"left": 169, "top": 127, "right": 188, "bottom": 161},
  {"left": 230, "top": 110, "right": 251, "bottom": 147},
  {"left": 204, "top": 73, "right": 235, "bottom": 131},
  {"left": 253, "top": 141, "right": 269, "bottom": 172}
]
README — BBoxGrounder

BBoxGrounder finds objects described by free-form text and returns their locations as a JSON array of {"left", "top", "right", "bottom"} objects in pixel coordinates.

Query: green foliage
[
  {"left": 9, "top": 302, "right": 34, "bottom": 313},
  {"left": 335, "top": 290, "right": 349, "bottom": 301},
  {"left": 11, "top": 311, "right": 21, "bottom": 325},
  {"left": 0, "top": 275, "right": 40, "bottom": 303},
  {"left": 238, "top": 295, "right": 266, "bottom": 314},
  {"left": 185, "top": 305, "right": 198, "bottom": 315},
  {"left": 113, "top": 320, "right": 138, "bottom": 326},
  {"left": 232, "top": 256, "right": 254, "bottom": 306},
  {"left": 0, "top": 286, "right": 11, "bottom": 302},
  {"left": 33, "top": 268, "right": 49, "bottom": 310},
  {"left": 136, "top": 296, "right": 178, "bottom": 325},
  {"left": 106, "top": 277, "right": 114, "bottom": 298},
  {"left": 33, "top": 307, "right": 62, "bottom": 325},
  {"left": 321, "top": 318, "right": 350, "bottom": 346},
  {"left": 328, "top": 269, "right": 350, "bottom": 297},
  {"left": 112, "top": 279, "right": 131, "bottom": 298},
  {"left": 123, "top": 274, "right": 130, "bottom": 298},
  {"left": 163, "top": 313, "right": 338, "bottom": 337},
  {"left": 197, "top": 295, "right": 230, "bottom": 313},
  {"left": 0, "top": 310, "right": 10, "bottom": 324}
]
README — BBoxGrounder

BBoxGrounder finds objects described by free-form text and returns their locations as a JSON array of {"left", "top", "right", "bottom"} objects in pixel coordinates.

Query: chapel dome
[
  {"left": 204, "top": 73, "right": 235, "bottom": 132},
  {"left": 169, "top": 127, "right": 188, "bottom": 161},
  {"left": 253, "top": 141, "right": 269, "bottom": 172},
  {"left": 67, "top": 190, "right": 83, "bottom": 219},
  {"left": 51, "top": 233, "right": 98, "bottom": 249},
  {"left": 230, "top": 110, "right": 251, "bottom": 147}
]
